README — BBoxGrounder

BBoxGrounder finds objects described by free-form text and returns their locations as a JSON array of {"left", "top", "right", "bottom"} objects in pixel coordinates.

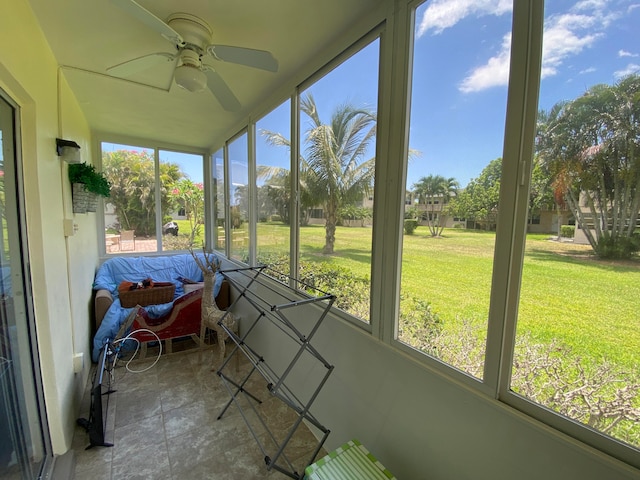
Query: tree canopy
[
  {"left": 448, "top": 158, "right": 502, "bottom": 230},
  {"left": 261, "top": 93, "right": 377, "bottom": 254},
  {"left": 412, "top": 175, "right": 459, "bottom": 236},
  {"left": 171, "top": 179, "right": 204, "bottom": 244},
  {"left": 536, "top": 74, "right": 640, "bottom": 258},
  {"left": 103, "top": 149, "right": 182, "bottom": 236}
]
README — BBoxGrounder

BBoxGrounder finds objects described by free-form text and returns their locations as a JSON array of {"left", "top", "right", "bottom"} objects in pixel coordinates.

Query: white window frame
[{"left": 96, "top": 136, "right": 207, "bottom": 257}]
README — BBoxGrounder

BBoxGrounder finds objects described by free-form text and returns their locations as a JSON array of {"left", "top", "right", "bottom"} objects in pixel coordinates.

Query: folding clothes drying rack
[{"left": 215, "top": 266, "right": 335, "bottom": 479}]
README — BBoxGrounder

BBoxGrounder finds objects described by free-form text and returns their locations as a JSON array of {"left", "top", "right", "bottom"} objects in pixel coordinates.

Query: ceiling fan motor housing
[
  {"left": 167, "top": 13, "right": 212, "bottom": 52},
  {"left": 179, "top": 48, "right": 201, "bottom": 68}
]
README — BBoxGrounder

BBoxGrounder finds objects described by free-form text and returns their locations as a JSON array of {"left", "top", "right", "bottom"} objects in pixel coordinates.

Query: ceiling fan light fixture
[{"left": 174, "top": 64, "right": 207, "bottom": 92}]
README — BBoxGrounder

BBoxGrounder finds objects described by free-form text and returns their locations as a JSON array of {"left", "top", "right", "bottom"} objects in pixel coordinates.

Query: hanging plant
[{"left": 68, "top": 162, "right": 111, "bottom": 197}]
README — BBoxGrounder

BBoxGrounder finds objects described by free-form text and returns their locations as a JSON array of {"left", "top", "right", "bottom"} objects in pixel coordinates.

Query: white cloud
[
  {"left": 580, "top": 67, "right": 597, "bottom": 74},
  {"left": 574, "top": 0, "right": 608, "bottom": 12},
  {"left": 540, "top": 14, "right": 602, "bottom": 79},
  {"left": 459, "top": 34, "right": 511, "bottom": 93},
  {"left": 574, "top": 0, "right": 619, "bottom": 26},
  {"left": 418, "top": 0, "right": 630, "bottom": 94},
  {"left": 458, "top": 1, "right": 619, "bottom": 94},
  {"left": 619, "top": 49, "right": 638, "bottom": 57},
  {"left": 417, "top": 0, "right": 511, "bottom": 37},
  {"left": 614, "top": 63, "right": 640, "bottom": 78}
]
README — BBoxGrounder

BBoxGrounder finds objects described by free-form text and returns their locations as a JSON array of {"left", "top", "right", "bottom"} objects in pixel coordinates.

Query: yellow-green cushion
[{"left": 304, "top": 439, "right": 396, "bottom": 479}]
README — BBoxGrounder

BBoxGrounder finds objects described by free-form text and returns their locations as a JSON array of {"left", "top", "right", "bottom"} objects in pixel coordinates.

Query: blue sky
[{"left": 408, "top": 0, "right": 639, "bottom": 187}]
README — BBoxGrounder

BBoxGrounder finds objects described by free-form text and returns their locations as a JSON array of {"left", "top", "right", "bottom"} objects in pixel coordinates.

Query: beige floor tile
[{"left": 73, "top": 346, "right": 326, "bottom": 479}]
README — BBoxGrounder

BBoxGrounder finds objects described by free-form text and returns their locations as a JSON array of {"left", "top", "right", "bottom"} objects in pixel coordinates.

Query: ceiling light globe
[{"left": 174, "top": 65, "right": 207, "bottom": 92}]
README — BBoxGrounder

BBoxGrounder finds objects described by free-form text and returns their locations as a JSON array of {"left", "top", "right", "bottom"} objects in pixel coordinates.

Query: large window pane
[
  {"left": 102, "top": 143, "right": 156, "bottom": 254},
  {"left": 291, "top": 39, "right": 379, "bottom": 323},
  {"left": 397, "top": 2, "right": 511, "bottom": 378},
  {"left": 102, "top": 143, "right": 204, "bottom": 254},
  {"left": 513, "top": 1, "right": 640, "bottom": 449},
  {"left": 256, "top": 100, "right": 291, "bottom": 269},
  {"left": 228, "top": 132, "right": 249, "bottom": 262},
  {"left": 159, "top": 150, "right": 205, "bottom": 251}
]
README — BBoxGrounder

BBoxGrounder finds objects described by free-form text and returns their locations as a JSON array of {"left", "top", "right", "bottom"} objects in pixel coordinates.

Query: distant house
[
  {"left": 306, "top": 194, "right": 375, "bottom": 227},
  {"left": 528, "top": 208, "right": 574, "bottom": 235},
  {"left": 571, "top": 191, "right": 639, "bottom": 245},
  {"left": 406, "top": 189, "right": 574, "bottom": 234}
]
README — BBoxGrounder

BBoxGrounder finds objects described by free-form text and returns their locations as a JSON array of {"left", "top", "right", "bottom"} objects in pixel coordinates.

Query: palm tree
[
  {"left": 536, "top": 74, "right": 640, "bottom": 258},
  {"left": 413, "top": 175, "right": 459, "bottom": 236},
  {"left": 261, "top": 93, "right": 376, "bottom": 254},
  {"left": 103, "top": 149, "right": 181, "bottom": 235}
]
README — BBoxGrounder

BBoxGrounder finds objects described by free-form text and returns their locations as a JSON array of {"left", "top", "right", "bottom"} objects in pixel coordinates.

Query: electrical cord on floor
[{"left": 112, "top": 328, "right": 162, "bottom": 374}]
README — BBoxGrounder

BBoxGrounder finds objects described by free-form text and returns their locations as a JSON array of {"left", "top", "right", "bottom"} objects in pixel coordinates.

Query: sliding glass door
[{"left": 0, "top": 90, "right": 51, "bottom": 478}]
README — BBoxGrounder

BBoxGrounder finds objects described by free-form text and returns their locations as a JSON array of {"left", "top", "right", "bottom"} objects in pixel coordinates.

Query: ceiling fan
[{"left": 108, "top": 0, "right": 278, "bottom": 111}]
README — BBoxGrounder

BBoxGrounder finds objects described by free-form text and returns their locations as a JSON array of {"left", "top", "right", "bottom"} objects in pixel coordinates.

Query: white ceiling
[{"left": 27, "top": 0, "right": 382, "bottom": 150}]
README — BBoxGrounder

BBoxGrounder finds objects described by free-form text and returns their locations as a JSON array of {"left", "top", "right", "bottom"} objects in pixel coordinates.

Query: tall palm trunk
[{"left": 324, "top": 198, "right": 338, "bottom": 254}]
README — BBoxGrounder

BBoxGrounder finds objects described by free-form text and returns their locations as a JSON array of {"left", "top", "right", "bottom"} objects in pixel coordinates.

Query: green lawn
[
  {"left": 519, "top": 236, "right": 640, "bottom": 367},
  {"left": 415, "top": 229, "right": 638, "bottom": 368},
  {"left": 168, "top": 220, "right": 205, "bottom": 248},
  {"left": 256, "top": 222, "right": 640, "bottom": 370}
]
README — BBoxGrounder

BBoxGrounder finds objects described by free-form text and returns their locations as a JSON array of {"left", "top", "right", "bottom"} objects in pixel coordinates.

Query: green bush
[
  {"left": 409, "top": 320, "right": 640, "bottom": 446},
  {"left": 404, "top": 207, "right": 419, "bottom": 220},
  {"left": 594, "top": 235, "right": 640, "bottom": 259},
  {"left": 398, "top": 294, "right": 443, "bottom": 350},
  {"left": 297, "top": 262, "right": 369, "bottom": 316},
  {"left": 560, "top": 225, "right": 575, "bottom": 238},
  {"left": 162, "top": 234, "right": 193, "bottom": 251},
  {"left": 255, "top": 253, "right": 371, "bottom": 319},
  {"left": 404, "top": 219, "right": 418, "bottom": 235}
]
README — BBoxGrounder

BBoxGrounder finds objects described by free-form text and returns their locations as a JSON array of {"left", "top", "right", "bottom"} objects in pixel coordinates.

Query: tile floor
[{"left": 72, "top": 342, "right": 325, "bottom": 479}]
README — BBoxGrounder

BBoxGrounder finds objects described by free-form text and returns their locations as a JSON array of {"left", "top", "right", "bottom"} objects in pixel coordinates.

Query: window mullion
[
  {"left": 483, "top": 0, "right": 544, "bottom": 397},
  {"left": 375, "top": 3, "right": 411, "bottom": 343},
  {"left": 248, "top": 122, "right": 257, "bottom": 266},
  {"left": 204, "top": 150, "right": 213, "bottom": 250},
  {"left": 223, "top": 144, "right": 231, "bottom": 258},
  {"left": 154, "top": 147, "right": 162, "bottom": 251},
  {"left": 290, "top": 91, "right": 300, "bottom": 285}
]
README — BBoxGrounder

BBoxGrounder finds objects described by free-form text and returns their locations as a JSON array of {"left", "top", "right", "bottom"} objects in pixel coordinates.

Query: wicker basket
[
  {"left": 183, "top": 282, "right": 204, "bottom": 294},
  {"left": 72, "top": 183, "right": 90, "bottom": 214},
  {"left": 119, "top": 282, "right": 175, "bottom": 308}
]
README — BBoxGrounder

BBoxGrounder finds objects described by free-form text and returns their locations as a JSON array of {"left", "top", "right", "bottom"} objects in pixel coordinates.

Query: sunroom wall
[{"left": 0, "top": 0, "right": 96, "bottom": 454}]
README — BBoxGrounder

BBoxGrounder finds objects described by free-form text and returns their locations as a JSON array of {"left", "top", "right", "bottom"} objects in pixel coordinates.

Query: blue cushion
[{"left": 91, "top": 253, "right": 223, "bottom": 361}]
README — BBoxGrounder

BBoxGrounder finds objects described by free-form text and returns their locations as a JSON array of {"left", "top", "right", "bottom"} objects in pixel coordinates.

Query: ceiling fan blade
[
  {"left": 107, "top": 52, "right": 176, "bottom": 77},
  {"left": 202, "top": 67, "right": 241, "bottom": 111},
  {"left": 111, "top": 0, "right": 184, "bottom": 45},
  {"left": 207, "top": 45, "right": 278, "bottom": 72}
]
